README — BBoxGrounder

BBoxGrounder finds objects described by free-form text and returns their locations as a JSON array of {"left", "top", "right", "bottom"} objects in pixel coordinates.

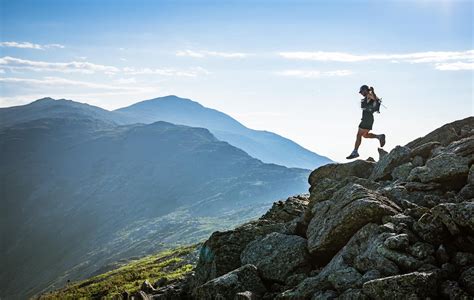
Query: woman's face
[{"left": 360, "top": 89, "right": 369, "bottom": 97}]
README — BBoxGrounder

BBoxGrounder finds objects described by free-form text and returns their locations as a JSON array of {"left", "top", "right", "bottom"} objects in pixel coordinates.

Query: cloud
[
  {"left": 0, "top": 56, "right": 120, "bottom": 74},
  {"left": 122, "top": 66, "right": 210, "bottom": 77},
  {"left": 176, "top": 50, "right": 250, "bottom": 58},
  {"left": 0, "top": 41, "right": 65, "bottom": 50},
  {"left": 275, "top": 69, "right": 353, "bottom": 78},
  {"left": 434, "top": 61, "right": 474, "bottom": 71},
  {"left": 0, "top": 76, "right": 136, "bottom": 90},
  {"left": 278, "top": 50, "right": 474, "bottom": 64},
  {"left": 0, "top": 56, "right": 210, "bottom": 77},
  {"left": 278, "top": 50, "right": 474, "bottom": 71}
]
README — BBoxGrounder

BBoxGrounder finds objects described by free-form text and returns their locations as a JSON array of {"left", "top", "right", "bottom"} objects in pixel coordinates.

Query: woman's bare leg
[{"left": 355, "top": 128, "right": 368, "bottom": 151}]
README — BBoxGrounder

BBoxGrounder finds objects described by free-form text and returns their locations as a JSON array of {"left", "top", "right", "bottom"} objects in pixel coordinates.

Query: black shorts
[{"left": 359, "top": 111, "right": 374, "bottom": 130}]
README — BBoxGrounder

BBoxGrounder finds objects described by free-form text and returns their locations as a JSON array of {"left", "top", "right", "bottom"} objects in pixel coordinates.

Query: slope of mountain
[
  {"left": 0, "top": 114, "right": 310, "bottom": 299},
  {"left": 114, "top": 95, "right": 332, "bottom": 169}
]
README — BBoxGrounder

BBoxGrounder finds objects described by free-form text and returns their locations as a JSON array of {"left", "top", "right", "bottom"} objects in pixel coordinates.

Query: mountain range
[{"left": 0, "top": 96, "right": 329, "bottom": 299}]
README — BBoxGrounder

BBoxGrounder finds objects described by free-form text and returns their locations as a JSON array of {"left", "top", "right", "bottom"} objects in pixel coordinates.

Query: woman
[{"left": 346, "top": 85, "right": 386, "bottom": 159}]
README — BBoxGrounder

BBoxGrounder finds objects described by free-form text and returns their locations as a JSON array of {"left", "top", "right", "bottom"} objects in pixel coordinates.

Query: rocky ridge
[{"left": 129, "top": 117, "right": 474, "bottom": 299}]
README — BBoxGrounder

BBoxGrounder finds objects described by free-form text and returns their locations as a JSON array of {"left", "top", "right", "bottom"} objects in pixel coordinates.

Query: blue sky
[{"left": 1, "top": 0, "right": 473, "bottom": 162}]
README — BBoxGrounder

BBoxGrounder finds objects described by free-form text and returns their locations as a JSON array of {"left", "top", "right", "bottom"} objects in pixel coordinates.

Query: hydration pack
[{"left": 361, "top": 97, "right": 382, "bottom": 114}]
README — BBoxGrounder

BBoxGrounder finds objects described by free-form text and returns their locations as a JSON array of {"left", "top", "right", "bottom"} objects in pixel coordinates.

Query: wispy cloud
[
  {"left": 434, "top": 61, "right": 474, "bottom": 71},
  {"left": 0, "top": 56, "right": 210, "bottom": 77},
  {"left": 176, "top": 49, "right": 250, "bottom": 58},
  {"left": 278, "top": 50, "right": 474, "bottom": 63},
  {"left": 0, "top": 56, "right": 119, "bottom": 74},
  {"left": 275, "top": 69, "right": 353, "bottom": 78},
  {"left": 278, "top": 50, "right": 474, "bottom": 71},
  {"left": 0, "top": 41, "right": 65, "bottom": 50},
  {"left": 0, "top": 76, "right": 137, "bottom": 90},
  {"left": 123, "top": 66, "right": 210, "bottom": 77}
]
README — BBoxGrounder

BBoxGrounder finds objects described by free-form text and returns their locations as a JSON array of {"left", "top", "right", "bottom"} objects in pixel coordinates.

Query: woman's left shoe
[{"left": 379, "top": 134, "right": 386, "bottom": 147}]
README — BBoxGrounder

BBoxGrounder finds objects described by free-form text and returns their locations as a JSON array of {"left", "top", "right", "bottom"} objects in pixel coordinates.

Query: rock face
[
  {"left": 306, "top": 183, "right": 400, "bottom": 262},
  {"left": 194, "top": 264, "right": 266, "bottom": 300},
  {"left": 148, "top": 117, "right": 474, "bottom": 300}
]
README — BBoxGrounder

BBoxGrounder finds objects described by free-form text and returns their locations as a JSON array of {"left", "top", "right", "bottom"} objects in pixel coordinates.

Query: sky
[{"left": 0, "top": 0, "right": 473, "bottom": 162}]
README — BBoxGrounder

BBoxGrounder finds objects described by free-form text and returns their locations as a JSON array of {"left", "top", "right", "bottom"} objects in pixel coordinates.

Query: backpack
[{"left": 361, "top": 97, "right": 382, "bottom": 113}]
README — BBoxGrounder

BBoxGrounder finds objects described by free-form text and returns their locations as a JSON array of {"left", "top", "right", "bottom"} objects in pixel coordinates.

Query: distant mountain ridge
[
  {"left": 114, "top": 95, "right": 332, "bottom": 169},
  {"left": 0, "top": 105, "right": 310, "bottom": 299},
  {"left": 0, "top": 95, "right": 332, "bottom": 169}
]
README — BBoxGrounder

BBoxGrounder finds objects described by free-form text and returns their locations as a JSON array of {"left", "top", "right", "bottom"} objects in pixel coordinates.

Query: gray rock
[
  {"left": 376, "top": 245, "right": 421, "bottom": 271},
  {"left": 469, "top": 165, "right": 474, "bottom": 185},
  {"left": 436, "top": 245, "right": 450, "bottom": 264},
  {"left": 391, "top": 162, "right": 414, "bottom": 181},
  {"left": 370, "top": 146, "right": 411, "bottom": 181},
  {"left": 405, "top": 116, "right": 474, "bottom": 149},
  {"left": 234, "top": 291, "right": 256, "bottom": 300},
  {"left": 407, "top": 242, "right": 435, "bottom": 260},
  {"left": 407, "top": 153, "right": 469, "bottom": 188},
  {"left": 383, "top": 234, "right": 409, "bottom": 250},
  {"left": 410, "top": 141, "right": 442, "bottom": 159},
  {"left": 360, "top": 270, "right": 381, "bottom": 284},
  {"left": 241, "top": 232, "right": 310, "bottom": 282},
  {"left": 378, "top": 148, "right": 388, "bottom": 161},
  {"left": 193, "top": 220, "right": 289, "bottom": 287},
  {"left": 460, "top": 267, "right": 474, "bottom": 295},
  {"left": 311, "top": 290, "right": 337, "bottom": 300},
  {"left": 327, "top": 267, "right": 362, "bottom": 292},
  {"left": 285, "top": 273, "right": 308, "bottom": 287},
  {"left": 338, "top": 288, "right": 369, "bottom": 300},
  {"left": 307, "top": 184, "right": 400, "bottom": 261},
  {"left": 440, "top": 280, "right": 471, "bottom": 299},
  {"left": 453, "top": 252, "right": 474, "bottom": 268},
  {"left": 194, "top": 264, "right": 266, "bottom": 300},
  {"left": 362, "top": 272, "right": 437, "bottom": 299},
  {"left": 412, "top": 155, "right": 424, "bottom": 167},
  {"left": 413, "top": 213, "right": 448, "bottom": 244},
  {"left": 433, "top": 202, "right": 474, "bottom": 233},
  {"left": 260, "top": 194, "right": 309, "bottom": 223}
]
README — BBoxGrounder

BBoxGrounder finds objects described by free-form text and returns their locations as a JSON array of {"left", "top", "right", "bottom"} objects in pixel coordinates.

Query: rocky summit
[{"left": 111, "top": 117, "right": 474, "bottom": 299}]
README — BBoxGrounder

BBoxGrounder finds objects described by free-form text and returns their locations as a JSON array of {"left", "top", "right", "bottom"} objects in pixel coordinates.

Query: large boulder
[
  {"left": 278, "top": 224, "right": 400, "bottom": 299},
  {"left": 259, "top": 194, "right": 309, "bottom": 223},
  {"left": 362, "top": 272, "right": 437, "bottom": 299},
  {"left": 405, "top": 116, "right": 474, "bottom": 149},
  {"left": 431, "top": 202, "right": 474, "bottom": 234},
  {"left": 193, "top": 220, "right": 289, "bottom": 287},
  {"left": 308, "top": 160, "right": 375, "bottom": 187},
  {"left": 241, "top": 232, "right": 310, "bottom": 282},
  {"left": 307, "top": 184, "right": 400, "bottom": 261},
  {"left": 407, "top": 153, "right": 469, "bottom": 189},
  {"left": 194, "top": 264, "right": 266, "bottom": 300},
  {"left": 370, "top": 146, "right": 411, "bottom": 181}
]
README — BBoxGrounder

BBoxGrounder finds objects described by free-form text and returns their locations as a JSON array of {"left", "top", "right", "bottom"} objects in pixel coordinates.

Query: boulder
[
  {"left": 362, "top": 272, "right": 437, "bottom": 299},
  {"left": 405, "top": 116, "right": 474, "bottom": 149},
  {"left": 194, "top": 264, "right": 266, "bottom": 300},
  {"left": 241, "top": 232, "right": 310, "bottom": 282},
  {"left": 431, "top": 202, "right": 474, "bottom": 234},
  {"left": 409, "top": 141, "right": 441, "bottom": 159},
  {"left": 260, "top": 194, "right": 309, "bottom": 223},
  {"left": 308, "top": 160, "right": 375, "bottom": 187},
  {"left": 193, "top": 220, "right": 289, "bottom": 287},
  {"left": 370, "top": 146, "right": 411, "bottom": 181},
  {"left": 460, "top": 267, "right": 474, "bottom": 295},
  {"left": 327, "top": 267, "right": 362, "bottom": 292},
  {"left": 307, "top": 184, "right": 400, "bottom": 261},
  {"left": 391, "top": 162, "right": 413, "bottom": 181},
  {"left": 383, "top": 234, "right": 409, "bottom": 250},
  {"left": 407, "top": 153, "right": 469, "bottom": 188}
]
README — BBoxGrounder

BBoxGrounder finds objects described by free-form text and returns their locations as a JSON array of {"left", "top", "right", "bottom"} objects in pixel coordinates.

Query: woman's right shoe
[{"left": 346, "top": 151, "right": 360, "bottom": 159}]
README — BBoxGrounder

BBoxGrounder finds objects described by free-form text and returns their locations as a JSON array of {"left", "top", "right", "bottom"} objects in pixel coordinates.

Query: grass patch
[{"left": 36, "top": 244, "right": 199, "bottom": 299}]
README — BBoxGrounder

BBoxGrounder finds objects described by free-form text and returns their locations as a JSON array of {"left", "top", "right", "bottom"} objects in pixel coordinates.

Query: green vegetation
[{"left": 37, "top": 244, "right": 199, "bottom": 299}]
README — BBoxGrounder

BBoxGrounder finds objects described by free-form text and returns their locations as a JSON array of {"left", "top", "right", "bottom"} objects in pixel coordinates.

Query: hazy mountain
[
  {"left": 114, "top": 95, "right": 332, "bottom": 169},
  {"left": 0, "top": 113, "right": 310, "bottom": 299},
  {"left": 0, "top": 97, "right": 124, "bottom": 127}
]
